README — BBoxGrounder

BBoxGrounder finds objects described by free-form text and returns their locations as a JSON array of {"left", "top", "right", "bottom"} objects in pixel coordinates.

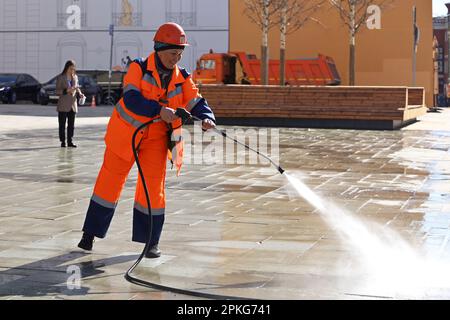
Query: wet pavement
[{"left": 0, "top": 104, "right": 449, "bottom": 300}]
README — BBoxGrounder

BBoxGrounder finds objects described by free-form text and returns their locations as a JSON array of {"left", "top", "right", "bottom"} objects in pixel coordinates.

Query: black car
[
  {"left": 0, "top": 73, "right": 42, "bottom": 104},
  {"left": 40, "top": 74, "right": 103, "bottom": 106},
  {"left": 77, "top": 69, "right": 125, "bottom": 105}
]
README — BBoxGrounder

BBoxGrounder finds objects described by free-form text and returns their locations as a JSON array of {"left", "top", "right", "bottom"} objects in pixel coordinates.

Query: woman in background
[{"left": 56, "top": 60, "right": 85, "bottom": 148}]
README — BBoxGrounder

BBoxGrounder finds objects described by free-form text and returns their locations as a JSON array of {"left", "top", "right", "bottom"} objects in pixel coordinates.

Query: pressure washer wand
[{"left": 175, "top": 108, "right": 285, "bottom": 175}]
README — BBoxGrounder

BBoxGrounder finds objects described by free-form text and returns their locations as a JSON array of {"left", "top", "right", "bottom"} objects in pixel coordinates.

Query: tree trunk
[
  {"left": 280, "top": 46, "right": 286, "bottom": 86},
  {"left": 349, "top": 3, "right": 356, "bottom": 86},
  {"left": 349, "top": 34, "right": 355, "bottom": 86},
  {"left": 262, "top": 0, "right": 269, "bottom": 85},
  {"left": 280, "top": 4, "right": 287, "bottom": 86},
  {"left": 261, "top": 43, "right": 267, "bottom": 85}
]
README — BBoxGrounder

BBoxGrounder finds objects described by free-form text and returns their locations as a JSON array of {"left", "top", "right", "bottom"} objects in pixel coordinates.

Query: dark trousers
[{"left": 58, "top": 111, "right": 76, "bottom": 143}]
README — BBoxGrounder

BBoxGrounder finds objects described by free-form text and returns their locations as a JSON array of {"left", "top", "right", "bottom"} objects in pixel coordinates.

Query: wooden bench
[{"left": 198, "top": 85, "right": 428, "bottom": 130}]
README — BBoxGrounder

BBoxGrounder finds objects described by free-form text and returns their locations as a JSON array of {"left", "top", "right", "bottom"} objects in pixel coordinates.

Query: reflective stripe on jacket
[{"left": 104, "top": 52, "right": 213, "bottom": 163}]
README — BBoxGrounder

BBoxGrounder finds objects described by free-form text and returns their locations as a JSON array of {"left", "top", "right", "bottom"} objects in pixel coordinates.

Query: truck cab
[{"left": 194, "top": 53, "right": 236, "bottom": 84}]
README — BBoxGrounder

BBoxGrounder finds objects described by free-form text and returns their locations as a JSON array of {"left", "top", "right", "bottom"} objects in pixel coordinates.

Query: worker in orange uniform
[{"left": 77, "top": 23, "right": 216, "bottom": 258}]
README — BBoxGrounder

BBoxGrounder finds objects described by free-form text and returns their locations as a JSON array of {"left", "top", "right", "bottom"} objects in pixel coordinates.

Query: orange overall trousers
[{"left": 81, "top": 52, "right": 205, "bottom": 244}]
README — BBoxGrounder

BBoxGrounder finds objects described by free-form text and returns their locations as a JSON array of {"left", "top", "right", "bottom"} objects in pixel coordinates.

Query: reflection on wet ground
[{"left": 0, "top": 119, "right": 449, "bottom": 299}]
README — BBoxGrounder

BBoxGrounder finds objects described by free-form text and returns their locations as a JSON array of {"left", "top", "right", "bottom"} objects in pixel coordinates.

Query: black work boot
[
  {"left": 145, "top": 244, "right": 161, "bottom": 258},
  {"left": 78, "top": 232, "right": 95, "bottom": 251}
]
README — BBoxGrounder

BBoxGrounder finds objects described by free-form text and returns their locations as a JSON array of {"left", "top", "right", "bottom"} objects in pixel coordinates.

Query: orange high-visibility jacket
[{"left": 104, "top": 52, "right": 215, "bottom": 164}]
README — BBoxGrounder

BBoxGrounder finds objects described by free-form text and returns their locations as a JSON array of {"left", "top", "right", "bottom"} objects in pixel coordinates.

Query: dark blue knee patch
[
  {"left": 132, "top": 208, "right": 165, "bottom": 244},
  {"left": 82, "top": 200, "right": 116, "bottom": 238}
]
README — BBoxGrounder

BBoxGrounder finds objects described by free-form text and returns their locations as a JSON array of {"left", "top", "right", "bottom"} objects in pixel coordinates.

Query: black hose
[
  {"left": 175, "top": 108, "right": 285, "bottom": 175},
  {"left": 212, "top": 128, "right": 284, "bottom": 175},
  {"left": 124, "top": 118, "right": 250, "bottom": 300}
]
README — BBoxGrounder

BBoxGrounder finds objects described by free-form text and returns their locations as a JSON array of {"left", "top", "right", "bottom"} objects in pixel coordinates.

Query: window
[
  {"left": 112, "top": 0, "right": 143, "bottom": 27},
  {"left": 16, "top": 75, "right": 25, "bottom": 84},
  {"left": 47, "top": 77, "right": 57, "bottom": 85},
  {"left": 79, "top": 76, "right": 95, "bottom": 86},
  {"left": 199, "top": 60, "right": 216, "bottom": 70},
  {"left": 84, "top": 77, "right": 91, "bottom": 86},
  {"left": 57, "top": 0, "right": 87, "bottom": 28},
  {"left": 165, "top": 0, "right": 196, "bottom": 27},
  {"left": 0, "top": 74, "right": 18, "bottom": 83},
  {"left": 23, "top": 75, "right": 32, "bottom": 85},
  {"left": 24, "top": 75, "right": 38, "bottom": 85},
  {"left": 438, "top": 47, "right": 444, "bottom": 60},
  {"left": 78, "top": 76, "right": 86, "bottom": 86}
]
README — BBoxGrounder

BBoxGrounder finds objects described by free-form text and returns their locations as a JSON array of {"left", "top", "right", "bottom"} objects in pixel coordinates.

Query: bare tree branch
[
  {"left": 243, "top": 0, "right": 285, "bottom": 85},
  {"left": 328, "top": 0, "right": 394, "bottom": 32},
  {"left": 275, "top": 0, "right": 326, "bottom": 35},
  {"left": 328, "top": 0, "right": 395, "bottom": 85},
  {"left": 274, "top": 0, "right": 326, "bottom": 85},
  {"left": 243, "top": 0, "right": 284, "bottom": 31}
]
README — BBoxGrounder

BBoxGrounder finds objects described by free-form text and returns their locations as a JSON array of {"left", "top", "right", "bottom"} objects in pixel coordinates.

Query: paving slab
[{"left": 0, "top": 105, "right": 449, "bottom": 299}]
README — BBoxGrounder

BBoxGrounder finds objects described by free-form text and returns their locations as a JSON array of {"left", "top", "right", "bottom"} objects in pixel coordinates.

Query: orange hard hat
[{"left": 154, "top": 22, "right": 189, "bottom": 46}]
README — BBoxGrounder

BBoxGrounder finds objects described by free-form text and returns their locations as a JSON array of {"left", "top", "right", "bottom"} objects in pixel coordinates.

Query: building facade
[
  {"left": 229, "top": 0, "right": 434, "bottom": 106},
  {"left": 433, "top": 15, "right": 448, "bottom": 97},
  {"left": 0, "top": 0, "right": 229, "bottom": 82},
  {"left": 0, "top": 0, "right": 436, "bottom": 107}
]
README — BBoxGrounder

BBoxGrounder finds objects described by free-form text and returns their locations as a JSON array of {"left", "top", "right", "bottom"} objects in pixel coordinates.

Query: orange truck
[{"left": 193, "top": 51, "right": 341, "bottom": 86}]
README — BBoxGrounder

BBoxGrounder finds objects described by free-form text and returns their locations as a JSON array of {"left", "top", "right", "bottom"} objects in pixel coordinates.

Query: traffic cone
[{"left": 91, "top": 95, "right": 96, "bottom": 108}]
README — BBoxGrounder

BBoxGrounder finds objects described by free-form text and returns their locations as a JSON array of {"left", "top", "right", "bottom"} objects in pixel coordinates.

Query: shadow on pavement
[{"left": 0, "top": 251, "right": 138, "bottom": 298}]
